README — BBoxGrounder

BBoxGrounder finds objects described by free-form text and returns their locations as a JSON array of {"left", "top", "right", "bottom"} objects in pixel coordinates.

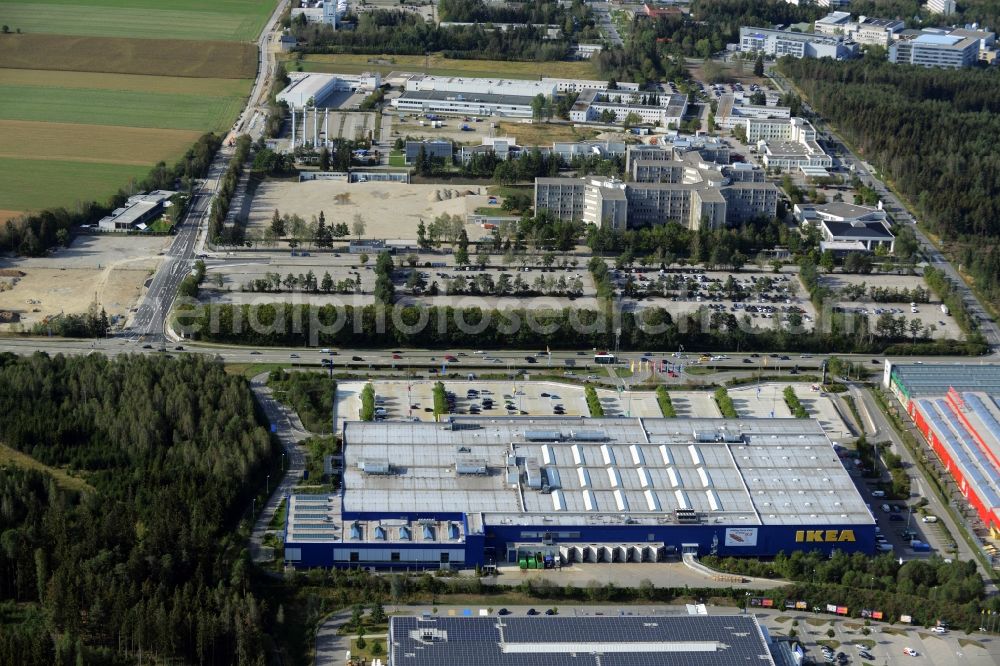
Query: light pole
[
  {"left": 266, "top": 474, "right": 270, "bottom": 494},
  {"left": 281, "top": 453, "right": 285, "bottom": 471}
]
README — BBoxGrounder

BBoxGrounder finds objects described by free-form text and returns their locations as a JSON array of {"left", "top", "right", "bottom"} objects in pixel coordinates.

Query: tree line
[
  {"left": 208, "top": 135, "right": 253, "bottom": 245},
  {"left": 0, "top": 133, "right": 221, "bottom": 257},
  {"left": 0, "top": 353, "right": 274, "bottom": 665},
  {"left": 180, "top": 301, "right": 979, "bottom": 354}
]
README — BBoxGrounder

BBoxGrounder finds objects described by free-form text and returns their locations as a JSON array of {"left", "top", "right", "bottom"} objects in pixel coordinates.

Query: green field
[
  {"left": 0, "top": 157, "right": 149, "bottom": 211},
  {"left": 0, "top": 68, "right": 253, "bottom": 96},
  {"left": 0, "top": 84, "right": 244, "bottom": 131},
  {"left": 0, "top": 0, "right": 275, "bottom": 41}
]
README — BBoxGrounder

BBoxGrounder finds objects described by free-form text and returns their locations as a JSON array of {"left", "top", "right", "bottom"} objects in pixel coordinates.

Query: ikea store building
[{"left": 283, "top": 417, "right": 875, "bottom": 569}]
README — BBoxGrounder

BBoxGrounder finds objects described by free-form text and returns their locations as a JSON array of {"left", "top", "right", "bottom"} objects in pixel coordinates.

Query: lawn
[
  {"left": 0, "top": 34, "right": 258, "bottom": 79},
  {"left": 497, "top": 121, "right": 600, "bottom": 145},
  {"left": 0, "top": 0, "right": 276, "bottom": 41},
  {"left": 389, "top": 151, "right": 406, "bottom": 167},
  {"left": 0, "top": 84, "right": 245, "bottom": 131},
  {"left": 0, "top": 68, "right": 253, "bottom": 97},
  {"left": 0, "top": 157, "right": 150, "bottom": 211},
  {"left": 0, "top": 120, "right": 202, "bottom": 166},
  {"left": 285, "top": 53, "right": 600, "bottom": 81}
]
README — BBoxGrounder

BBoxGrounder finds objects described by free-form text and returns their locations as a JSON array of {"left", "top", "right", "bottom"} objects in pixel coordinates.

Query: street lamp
[
  {"left": 281, "top": 453, "right": 285, "bottom": 471},
  {"left": 266, "top": 473, "right": 270, "bottom": 494}
]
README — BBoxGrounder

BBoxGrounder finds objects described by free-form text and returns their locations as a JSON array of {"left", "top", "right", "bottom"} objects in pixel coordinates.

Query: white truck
[{"left": 940, "top": 303, "right": 950, "bottom": 315}]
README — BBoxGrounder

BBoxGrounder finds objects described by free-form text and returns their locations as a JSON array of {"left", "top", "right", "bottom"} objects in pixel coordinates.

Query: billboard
[{"left": 724, "top": 527, "right": 758, "bottom": 547}]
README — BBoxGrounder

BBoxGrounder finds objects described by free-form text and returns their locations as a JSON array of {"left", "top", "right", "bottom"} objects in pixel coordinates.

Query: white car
[
  {"left": 474, "top": 350, "right": 486, "bottom": 354},
  {"left": 904, "top": 647, "right": 919, "bottom": 656},
  {"left": 931, "top": 626, "right": 947, "bottom": 634}
]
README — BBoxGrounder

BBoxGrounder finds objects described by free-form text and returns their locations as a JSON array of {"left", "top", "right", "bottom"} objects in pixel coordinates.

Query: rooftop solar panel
[{"left": 389, "top": 615, "right": 776, "bottom": 666}]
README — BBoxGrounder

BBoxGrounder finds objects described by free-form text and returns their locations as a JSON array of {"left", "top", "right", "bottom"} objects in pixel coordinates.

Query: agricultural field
[
  {"left": 0, "top": 158, "right": 150, "bottom": 212},
  {"left": 0, "top": 34, "right": 257, "bottom": 78},
  {"left": 0, "top": 0, "right": 276, "bottom": 41},
  {"left": 0, "top": 0, "right": 272, "bottom": 219},
  {"left": 0, "top": 84, "right": 246, "bottom": 131},
  {"left": 284, "top": 53, "right": 601, "bottom": 80}
]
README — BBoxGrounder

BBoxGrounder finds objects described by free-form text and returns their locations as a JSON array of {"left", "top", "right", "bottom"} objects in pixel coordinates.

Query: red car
[
  {"left": 445, "top": 355, "right": 458, "bottom": 362},
  {"left": 392, "top": 354, "right": 402, "bottom": 360}
]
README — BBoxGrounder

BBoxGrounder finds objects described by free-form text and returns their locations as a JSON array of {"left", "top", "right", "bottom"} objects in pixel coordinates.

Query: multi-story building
[
  {"left": 925, "top": 0, "right": 956, "bottom": 15},
  {"left": 625, "top": 136, "right": 731, "bottom": 170},
  {"left": 890, "top": 28, "right": 995, "bottom": 68},
  {"left": 535, "top": 153, "right": 777, "bottom": 230},
  {"left": 740, "top": 26, "right": 859, "bottom": 59},
  {"left": 458, "top": 137, "right": 522, "bottom": 164},
  {"left": 745, "top": 118, "right": 833, "bottom": 174},
  {"left": 814, "top": 12, "right": 905, "bottom": 48},
  {"left": 551, "top": 139, "right": 627, "bottom": 162},
  {"left": 715, "top": 93, "right": 791, "bottom": 129},
  {"left": 570, "top": 90, "right": 688, "bottom": 127}
]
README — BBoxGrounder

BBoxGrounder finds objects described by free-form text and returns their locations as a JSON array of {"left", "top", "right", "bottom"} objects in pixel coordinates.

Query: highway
[{"left": 767, "top": 68, "right": 1000, "bottom": 351}]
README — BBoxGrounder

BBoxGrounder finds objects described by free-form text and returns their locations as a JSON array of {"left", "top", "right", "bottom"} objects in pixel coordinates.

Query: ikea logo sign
[{"left": 795, "top": 530, "right": 856, "bottom": 543}]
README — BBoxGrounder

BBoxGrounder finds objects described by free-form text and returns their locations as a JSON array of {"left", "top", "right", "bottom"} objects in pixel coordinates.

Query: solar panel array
[
  {"left": 893, "top": 364, "right": 1000, "bottom": 398},
  {"left": 389, "top": 615, "right": 775, "bottom": 666}
]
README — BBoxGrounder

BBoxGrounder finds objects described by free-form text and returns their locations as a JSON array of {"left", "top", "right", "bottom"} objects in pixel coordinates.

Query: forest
[
  {"left": 0, "top": 353, "right": 274, "bottom": 665},
  {"left": 780, "top": 56, "right": 1000, "bottom": 311}
]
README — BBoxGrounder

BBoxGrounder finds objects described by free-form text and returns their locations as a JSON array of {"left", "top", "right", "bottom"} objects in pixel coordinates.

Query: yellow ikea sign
[{"left": 795, "top": 529, "right": 856, "bottom": 543}]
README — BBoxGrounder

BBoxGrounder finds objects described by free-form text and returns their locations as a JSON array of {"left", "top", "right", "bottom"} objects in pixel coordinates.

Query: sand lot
[
  {"left": 0, "top": 234, "right": 168, "bottom": 330},
  {"left": 246, "top": 180, "right": 489, "bottom": 242}
]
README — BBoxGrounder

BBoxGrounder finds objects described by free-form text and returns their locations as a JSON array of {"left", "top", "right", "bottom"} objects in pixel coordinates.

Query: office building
[
  {"left": 890, "top": 28, "right": 995, "bottom": 68},
  {"left": 716, "top": 93, "right": 791, "bottom": 129},
  {"left": 740, "top": 26, "right": 860, "bottom": 60},
  {"left": 405, "top": 140, "right": 454, "bottom": 165},
  {"left": 746, "top": 118, "right": 832, "bottom": 174},
  {"left": 570, "top": 90, "right": 688, "bottom": 127},
  {"left": 814, "top": 12, "right": 905, "bottom": 47},
  {"left": 277, "top": 72, "right": 381, "bottom": 108}
]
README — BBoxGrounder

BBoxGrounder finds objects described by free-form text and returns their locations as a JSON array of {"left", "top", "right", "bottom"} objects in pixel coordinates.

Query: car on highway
[
  {"left": 444, "top": 355, "right": 458, "bottom": 362},
  {"left": 250, "top": 350, "right": 261, "bottom": 355},
  {"left": 352, "top": 355, "right": 364, "bottom": 361},
  {"left": 525, "top": 356, "right": 537, "bottom": 363},
  {"left": 142, "top": 344, "right": 153, "bottom": 349},
  {"left": 474, "top": 350, "right": 486, "bottom": 355},
  {"left": 289, "top": 353, "right": 299, "bottom": 359},
  {"left": 392, "top": 354, "right": 402, "bottom": 360},
  {"left": 174, "top": 345, "right": 184, "bottom": 351}
]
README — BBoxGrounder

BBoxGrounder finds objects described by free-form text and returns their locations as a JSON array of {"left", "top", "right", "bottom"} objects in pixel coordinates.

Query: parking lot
[
  {"left": 729, "top": 382, "right": 853, "bottom": 440},
  {"left": 824, "top": 273, "right": 962, "bottom": 341}
]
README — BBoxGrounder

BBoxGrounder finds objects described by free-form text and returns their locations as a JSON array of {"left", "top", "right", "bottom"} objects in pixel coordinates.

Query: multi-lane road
[{"left": 129, "top": 0, "right": 289, "bottom": 343}]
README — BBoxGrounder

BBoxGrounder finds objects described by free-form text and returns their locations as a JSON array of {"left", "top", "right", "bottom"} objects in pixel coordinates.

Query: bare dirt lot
[
  {"left": 246, "top": 179, "right": 489, "bottom": 241},
  {"left": 0, "top": 234, "right": 168, "bottom": 330}
]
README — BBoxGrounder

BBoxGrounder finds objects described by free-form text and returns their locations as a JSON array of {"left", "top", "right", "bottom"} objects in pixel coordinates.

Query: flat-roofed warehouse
[
  {"left": 283, "top": 417, "right": 875, "bottom": 569},
  {"left": 886, "top": 362, "right": 1000, "bottom": 536},
  {"left": 388, "top": 614, "right": 782, "bottom": 666}
]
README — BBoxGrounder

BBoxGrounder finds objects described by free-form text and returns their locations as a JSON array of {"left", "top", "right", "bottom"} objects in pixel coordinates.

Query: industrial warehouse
[
  {"left": 885, "top": 362, "right": 1000, "bottom": 537},
  {"left": 283, "top": 417, "right": 876, "bottom": 569},
  {"left": 386, "top": 614, "right": 784, "bottom": 666}
]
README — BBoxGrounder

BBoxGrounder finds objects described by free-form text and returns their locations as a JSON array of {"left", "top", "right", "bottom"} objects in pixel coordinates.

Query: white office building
[
  {"left": 570, "top": 90, "right": 688, "bottom": 127},
  {"left": 98, "top": 191, "right": 175, "bottom": 232},
  {"left": 715, "top": 93, "right": 791, "bottom": 129},
  {"left": 745, "top": 118, "right": 832, "bottom": 174},
  {"left": 740, "top": 26, "right": 859, "bottom": 59},
  {"left": 889, "top": 28, "right": 995, "bottom": 68}
]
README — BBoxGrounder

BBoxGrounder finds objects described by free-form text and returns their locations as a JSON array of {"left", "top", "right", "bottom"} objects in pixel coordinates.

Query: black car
[
  {"left": 780, "top": 355, "right": 790, "bottom": 360},
  {"left": 544, "top": 609, "right": 555, "bottom": 616},
  {"left": 527, "top": 609, "right": 539, "bottom": 616},
  {"left": 352, "top": 355, "right": 364, "bottom": 361},
  {"left": 142, "top": 344, "right": 153, "bottom": 349},
  {"left": 525, "top": 357, "right": 537, "bottom": 363},
  {"left": 498, "top": 608, "right": 510, "bottom": 616},
  {"left": 174, "top": 345, "right": 184, "bottom": 351}
]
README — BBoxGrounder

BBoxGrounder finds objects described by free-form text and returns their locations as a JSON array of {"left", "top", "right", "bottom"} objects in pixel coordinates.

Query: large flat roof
[
  {"left": 397, "top": 89, "right": 535, "bottom": 107},
  {"left": 389, "top": 614, "right": 776, "bottom": 666},
  {"left": 890, "top": 363, "right": 1000, "bottom": 398},
  {"left": 339, "top": 417, "right": 873, "bottom": 528}
]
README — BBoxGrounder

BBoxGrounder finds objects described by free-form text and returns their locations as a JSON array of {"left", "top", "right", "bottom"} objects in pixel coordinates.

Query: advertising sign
[
  {"left": 724, "top": 527, "right": 758, "bottom": 547},
  {"left": 762, "top": 599, "right": 774, "bottom": 608},
  {"left": 900, "top": 614, "right": 913, "bottom": 624},
  {"left": 872, "top": 611, "right": 884, "bottom": 620},
  {"left": 795, "top": 601, "right": 808, "bottom": 610},
  {"left": 836, "top": 606, "right": 849, "bottom": 616},
  {"left": 826, "top": 604, "right": 838, "bottom": 614}
]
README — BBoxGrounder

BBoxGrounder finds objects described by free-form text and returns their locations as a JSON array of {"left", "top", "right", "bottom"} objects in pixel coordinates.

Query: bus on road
[{"left": 594, "top": 353, "right": 617, "bottom": 364}]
